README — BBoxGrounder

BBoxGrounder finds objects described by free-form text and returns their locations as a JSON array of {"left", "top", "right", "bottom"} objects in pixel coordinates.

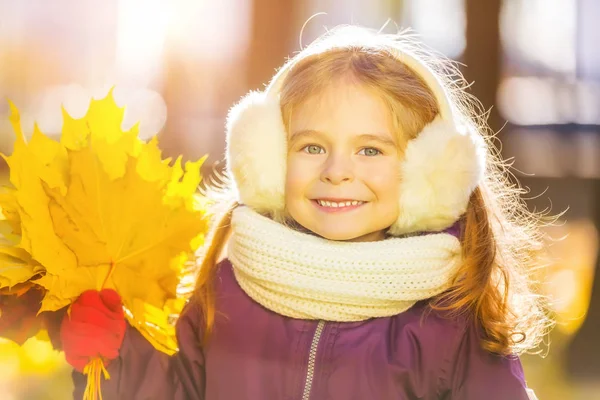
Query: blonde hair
[{"left": 194, "top": 26, "right": 552, "bottom": 354}]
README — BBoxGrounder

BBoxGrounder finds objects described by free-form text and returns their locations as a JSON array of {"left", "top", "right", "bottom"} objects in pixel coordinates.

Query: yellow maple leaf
[
  {"left": 2, "top": 101, "right": 77, "bottom": 277},
  {"left": 0, "top": 91, "right": 208, "bottom": 355},
  {"left": 0, "top": 195, "right": 41, "bottom": 290},
  {"left": 0, "top": 191, "right": 22, "bottom": 238},
  {"left": 0, "top": 246, "right": 43, "bottom": 289}
]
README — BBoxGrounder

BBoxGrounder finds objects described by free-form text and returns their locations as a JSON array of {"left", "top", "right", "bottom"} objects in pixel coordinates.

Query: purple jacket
[{"left": 73, "top": 259, "right": 532, "bottom": 399}]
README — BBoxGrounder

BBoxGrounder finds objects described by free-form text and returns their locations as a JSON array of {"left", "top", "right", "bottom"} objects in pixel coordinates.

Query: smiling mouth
[{"left": 312, "top": 199, "right": 366, "bottom": 210}]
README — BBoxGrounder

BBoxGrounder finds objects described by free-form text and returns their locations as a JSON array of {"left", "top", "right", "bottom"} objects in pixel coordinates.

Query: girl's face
[{"left": 285, "top": 81, "right": 402, "bottom": 242}]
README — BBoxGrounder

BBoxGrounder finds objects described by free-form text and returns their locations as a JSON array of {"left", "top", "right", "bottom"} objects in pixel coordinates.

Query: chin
[
  {"left": 316, "top": 230, "right": 357, "bottom": 241},
  {"left": 310, "top": 225, "right": 381, "bottom": 242}
]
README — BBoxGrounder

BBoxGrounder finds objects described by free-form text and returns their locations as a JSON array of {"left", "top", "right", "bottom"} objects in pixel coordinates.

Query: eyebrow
[
  {"left": 289, "top": 130, "right": 396, "bottom": 147},
  {"left": 289, "top": 129, "right": 325, "bottom": 144},
  {"left": 354, "top": 133, "right": 396, "bottom": 147}
]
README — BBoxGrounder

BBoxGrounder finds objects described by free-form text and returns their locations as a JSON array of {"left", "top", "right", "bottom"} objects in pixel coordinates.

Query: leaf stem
[{"left": 101, "top": 260, "right": 115, "bottom": 290}]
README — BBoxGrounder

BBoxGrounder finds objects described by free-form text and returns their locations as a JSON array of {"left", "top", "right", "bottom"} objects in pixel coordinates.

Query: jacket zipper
[{"left": 301, "top": 320, "right": 326, "bottom": 400}]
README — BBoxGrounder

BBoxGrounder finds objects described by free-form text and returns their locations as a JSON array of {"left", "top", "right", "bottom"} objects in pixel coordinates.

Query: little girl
[{"left": 60, "top": 26, "right": 548, "bottom": 399}]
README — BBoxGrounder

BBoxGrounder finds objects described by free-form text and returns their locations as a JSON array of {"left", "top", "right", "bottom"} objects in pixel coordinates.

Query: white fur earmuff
[
  {"left": 388, "top": 116, "right": 486, "bottom": 235},
  {"left": 226, "top": 90, "right": 287, "bottom": 214},
  {"left": 225, "top": 39, "right": 487, "bottom": 235}
]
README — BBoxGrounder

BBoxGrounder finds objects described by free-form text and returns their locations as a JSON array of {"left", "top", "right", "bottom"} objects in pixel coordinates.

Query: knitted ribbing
[{"left": 228, "top": 207, "right": 462, "bottom": 321}]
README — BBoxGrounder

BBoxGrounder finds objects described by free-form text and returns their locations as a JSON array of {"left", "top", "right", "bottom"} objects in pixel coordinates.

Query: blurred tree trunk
[
  {"left": 463, "top": 0, "right": 502, "bottom": 135},
  {"left": 246, "top": 0, "right": 301, "bottom": 91},
  {"left": 565, "top": 0, "right": 600, "bottom": 380}
]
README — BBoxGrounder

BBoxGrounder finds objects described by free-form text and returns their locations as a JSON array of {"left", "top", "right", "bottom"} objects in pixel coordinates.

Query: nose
[{"left": 320, "top": 152, "right": 354, "bottom": 185}]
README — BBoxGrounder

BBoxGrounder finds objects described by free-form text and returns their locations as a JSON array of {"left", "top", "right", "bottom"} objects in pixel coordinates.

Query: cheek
[
  {"left": 361, "top": 161, "right": 401, "bottom": 201},
  {"left": 285, "top": 157, "right": 313, "bottom": 199}
]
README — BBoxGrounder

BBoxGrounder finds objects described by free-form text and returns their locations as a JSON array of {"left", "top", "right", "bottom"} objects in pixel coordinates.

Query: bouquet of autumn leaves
[{"left": 0, "top": 91, "right": 208, "bottom": 399}]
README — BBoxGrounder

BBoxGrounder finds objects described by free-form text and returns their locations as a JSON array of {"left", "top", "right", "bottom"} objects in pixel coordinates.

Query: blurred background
[{"left": 1, "top": 0, "right": 599, "bottom": 399}]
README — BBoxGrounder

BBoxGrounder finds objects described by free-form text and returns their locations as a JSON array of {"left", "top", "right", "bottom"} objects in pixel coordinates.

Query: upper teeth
[{"left": 317, "top": 200, "right": 363, "bottom": 208}]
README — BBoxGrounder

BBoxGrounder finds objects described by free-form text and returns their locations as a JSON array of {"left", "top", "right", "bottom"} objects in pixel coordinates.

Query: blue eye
[
  {"left": 303, "top": 145, "right": 324, "bottom": 154},
  {"left": 358, "top": 147, "right": 381, "bottom": 156}
]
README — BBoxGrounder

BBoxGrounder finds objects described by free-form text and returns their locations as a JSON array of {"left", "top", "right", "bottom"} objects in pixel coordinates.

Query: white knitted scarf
[{"left": 228, "top": 207, "right": 463, "bottom": 321}]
